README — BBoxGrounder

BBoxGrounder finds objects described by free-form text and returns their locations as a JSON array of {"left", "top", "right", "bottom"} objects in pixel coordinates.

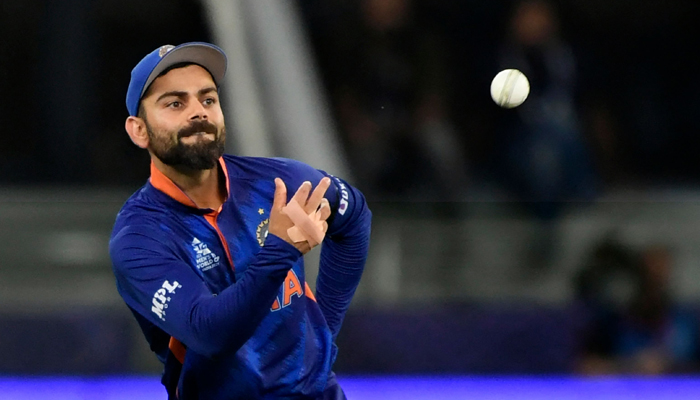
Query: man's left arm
[
  {"left": 317, "top": 175, "right": 372, "bottom": 341},
  {"left": 275, "top": 158, "right": 372, "bottom": 339}
]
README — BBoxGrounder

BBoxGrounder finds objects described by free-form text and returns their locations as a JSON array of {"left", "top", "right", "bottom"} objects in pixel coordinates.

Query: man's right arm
[
  {"left": 110, "top": 178, "right": 328, "bottom": 359},
  {"left": 110, "top": 225, "right": 300, "bottom": 359}
]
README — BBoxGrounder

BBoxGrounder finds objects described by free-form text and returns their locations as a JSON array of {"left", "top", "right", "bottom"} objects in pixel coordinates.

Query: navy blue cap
[{"left": 126, "top": 42, "right": 227, "bottom": 116}]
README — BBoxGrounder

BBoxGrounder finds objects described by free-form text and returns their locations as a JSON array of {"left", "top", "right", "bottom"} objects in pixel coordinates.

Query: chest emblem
[
  {"left": 256, "top": 218, "right": 270, "bottom": 247},
  {"left": 192, "top": 237, "right": 220, "bottom": 272}
]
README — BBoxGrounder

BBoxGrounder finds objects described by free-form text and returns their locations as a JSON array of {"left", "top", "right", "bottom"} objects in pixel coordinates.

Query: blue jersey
[{"left": 110, "top": 155, "right": 371, "bottom": 399}]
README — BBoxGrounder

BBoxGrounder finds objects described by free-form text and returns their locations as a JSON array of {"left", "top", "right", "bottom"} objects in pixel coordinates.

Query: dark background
[
  {"left": 1, "top": 0, "right": 700, "bottom": 377},
  {"left": 1, "top": 1, "right": 699, "bottom": 188}
]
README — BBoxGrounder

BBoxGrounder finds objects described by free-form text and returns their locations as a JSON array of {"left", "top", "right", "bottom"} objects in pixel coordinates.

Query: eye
[
  {"left": 167, "top": 101, "right": 182, "bottom": 109},
  {"left": 203, "top": 97, "right": 217, "bottom": 106}
]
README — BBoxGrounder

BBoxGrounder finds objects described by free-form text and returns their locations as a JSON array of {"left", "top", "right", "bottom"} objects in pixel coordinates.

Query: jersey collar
[{"left": 149, "top": 157, "right": 230, "bottom": 209}]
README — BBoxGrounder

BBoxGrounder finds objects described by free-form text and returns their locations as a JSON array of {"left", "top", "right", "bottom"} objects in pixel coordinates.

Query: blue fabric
[
  {"left": 317, "top": 177, "right": 371, "bottom": 341},
  {"left": 126, "top": 42, "right": 226, "bottom": 116},
  {"left": 110, "top": 155, "right": 371, "bottom": 399}
]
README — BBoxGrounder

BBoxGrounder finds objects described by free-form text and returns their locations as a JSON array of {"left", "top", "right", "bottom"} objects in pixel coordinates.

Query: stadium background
[{"left": 2, "top": 0, "right": 700, "bottom": 398}]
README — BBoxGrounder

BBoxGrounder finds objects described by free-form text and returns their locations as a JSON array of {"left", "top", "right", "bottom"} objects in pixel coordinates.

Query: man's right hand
[{"left": 268, "top": 177, "right": 331, "bottom": 254}]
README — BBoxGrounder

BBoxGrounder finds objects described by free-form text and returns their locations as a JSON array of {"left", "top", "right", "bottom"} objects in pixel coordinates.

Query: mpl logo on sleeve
[{"left": 151, "top": 280, "right": 181, "bottom": 321}]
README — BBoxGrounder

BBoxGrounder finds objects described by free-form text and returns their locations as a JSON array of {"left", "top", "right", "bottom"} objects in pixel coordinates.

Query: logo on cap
[{"left": 158, "top": 45, "right": 175, "bottom": 58}]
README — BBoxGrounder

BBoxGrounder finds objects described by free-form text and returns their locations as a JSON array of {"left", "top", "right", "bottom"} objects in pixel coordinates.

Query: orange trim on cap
[
  {"left": 169, "top": 337, "right": 186, "bottom": 364},
  {"left": 149, "top": 158, "right": 230, "bottom": 208}
]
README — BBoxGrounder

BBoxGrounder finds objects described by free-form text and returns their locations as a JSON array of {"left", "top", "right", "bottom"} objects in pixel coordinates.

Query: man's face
[{"left": 140, "top": 64, "right": 226, "bottom": 171}]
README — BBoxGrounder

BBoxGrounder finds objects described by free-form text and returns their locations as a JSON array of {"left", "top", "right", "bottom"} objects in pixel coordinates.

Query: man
[{"left": 110, "top": 42, "right": 371, "bottom": 400}]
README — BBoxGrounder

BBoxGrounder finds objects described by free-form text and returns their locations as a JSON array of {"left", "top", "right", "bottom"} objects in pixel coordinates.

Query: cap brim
[{"left": 140, "top": 42, "right": 227, "bottom": 97}]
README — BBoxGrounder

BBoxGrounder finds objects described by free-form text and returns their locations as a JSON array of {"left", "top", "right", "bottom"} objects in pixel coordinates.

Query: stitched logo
[{"left": 192, "top": 238, "right": 220, "bottom": 272}]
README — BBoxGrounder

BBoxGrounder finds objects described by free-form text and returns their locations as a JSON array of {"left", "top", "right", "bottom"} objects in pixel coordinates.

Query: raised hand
[{"left": 268, "top": 178, "right": 331, "bottom": 254}]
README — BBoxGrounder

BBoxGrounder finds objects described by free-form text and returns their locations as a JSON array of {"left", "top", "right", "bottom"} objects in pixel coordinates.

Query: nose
[{"left": 189, "top": 101, "right": 209, "bottom": 121}]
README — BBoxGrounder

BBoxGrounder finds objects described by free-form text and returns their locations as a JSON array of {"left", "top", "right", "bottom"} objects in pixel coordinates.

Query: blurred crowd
[
  {"left": 574, "top": 235, "right": 700, "bottom": 375},
  {"left": 2, "top": 0, "right": 700, "bottom": 377},
  {"left": 2, "top": 0, "right": 699, "bottom": 196},
  {"left": 299, "top": 2, "right": 700, "bottom": 376},
  {"left": 299, "top": 0, "right": 700, "bottom": 203}
]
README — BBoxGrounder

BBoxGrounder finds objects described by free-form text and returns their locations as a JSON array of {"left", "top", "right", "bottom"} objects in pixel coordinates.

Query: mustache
[{"left": 178, "top": 120, "right": 218, "bottom": 138}]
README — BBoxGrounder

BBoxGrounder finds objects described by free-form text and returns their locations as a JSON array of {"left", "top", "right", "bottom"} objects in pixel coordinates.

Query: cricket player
[{"left": 109, "top": 42, "right": 371, "bottom": 399}]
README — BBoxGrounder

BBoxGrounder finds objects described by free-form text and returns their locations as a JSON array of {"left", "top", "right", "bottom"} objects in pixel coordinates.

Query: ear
[{"left": 125, "top": 116, "right": 149, "bottom": 149}]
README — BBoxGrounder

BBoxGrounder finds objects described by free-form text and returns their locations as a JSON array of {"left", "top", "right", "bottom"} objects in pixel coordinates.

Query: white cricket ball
[{"left": 490, "top": 69, "right": 530, "bottom": 108}]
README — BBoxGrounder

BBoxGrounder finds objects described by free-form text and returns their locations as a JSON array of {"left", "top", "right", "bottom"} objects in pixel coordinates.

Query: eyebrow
[
  {"left": 156, "top": 87, "right": 218, "bottom": 103},
  {"left": 199, "top": 87, "right": 218, "bottom": 96}
]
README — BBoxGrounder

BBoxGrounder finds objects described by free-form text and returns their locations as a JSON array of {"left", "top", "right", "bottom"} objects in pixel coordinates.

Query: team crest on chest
[{"left": 256, "top": 218, "right": 269, "bottom": 247}]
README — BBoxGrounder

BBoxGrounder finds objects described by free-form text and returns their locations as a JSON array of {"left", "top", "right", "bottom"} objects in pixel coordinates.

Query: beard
[{"left": 147, "top": 119, "right": 226, "bottom": 171}]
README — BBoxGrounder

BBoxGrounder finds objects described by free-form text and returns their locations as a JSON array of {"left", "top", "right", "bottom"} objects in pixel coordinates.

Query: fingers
[
  {"left": 291, "top": 181, "right": 312, "bottom": 206},
  {"left": 273, "top": 178, "right": 287, "bottom": 210},
  {"left": 289, "top": 177, "right": 331, "bottom": 214},
  {"left": 275, "top": 177, "right": 332, "bottom": 253},
  {"left": 306, "top": 177, "right": 331, "bottom": 213}
]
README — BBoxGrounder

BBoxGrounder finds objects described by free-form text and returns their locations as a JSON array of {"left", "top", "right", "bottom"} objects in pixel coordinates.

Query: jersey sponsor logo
[
  {"left": 151, "top": 280, "right": 181, "bottom": 321},
  {"left": 332, "top": 176, "right": 349, "bottom": 216},
  {"left": 192, "top": 237, "right": 220, "bottom": 272},
  {"left": 270, "top": 269, "right": 304, "bottom": 311},
  {"left": 256, "top": 218, "right": 269, "bottom": 247}
]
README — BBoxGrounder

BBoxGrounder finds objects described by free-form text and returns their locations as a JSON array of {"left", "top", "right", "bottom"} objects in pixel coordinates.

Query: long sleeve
[
  {"left": 316, "top": 176, "right": 372, "bottom": 340},
  {"left": 111, "top": 227, "right": 300, "bottom": 358},
  {"left": 265, "top": 158, "right": 373, "bottom": 340}
]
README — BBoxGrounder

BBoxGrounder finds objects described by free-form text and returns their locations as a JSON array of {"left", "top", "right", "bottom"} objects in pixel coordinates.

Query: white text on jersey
[{"left": 151, "top": 280, "right": 181, "bottom": 321}]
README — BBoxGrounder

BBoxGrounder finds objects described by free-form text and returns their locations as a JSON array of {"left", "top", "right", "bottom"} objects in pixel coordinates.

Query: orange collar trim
[{"left": 149, "top": 158, "right": 230, "bottom": 209}]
